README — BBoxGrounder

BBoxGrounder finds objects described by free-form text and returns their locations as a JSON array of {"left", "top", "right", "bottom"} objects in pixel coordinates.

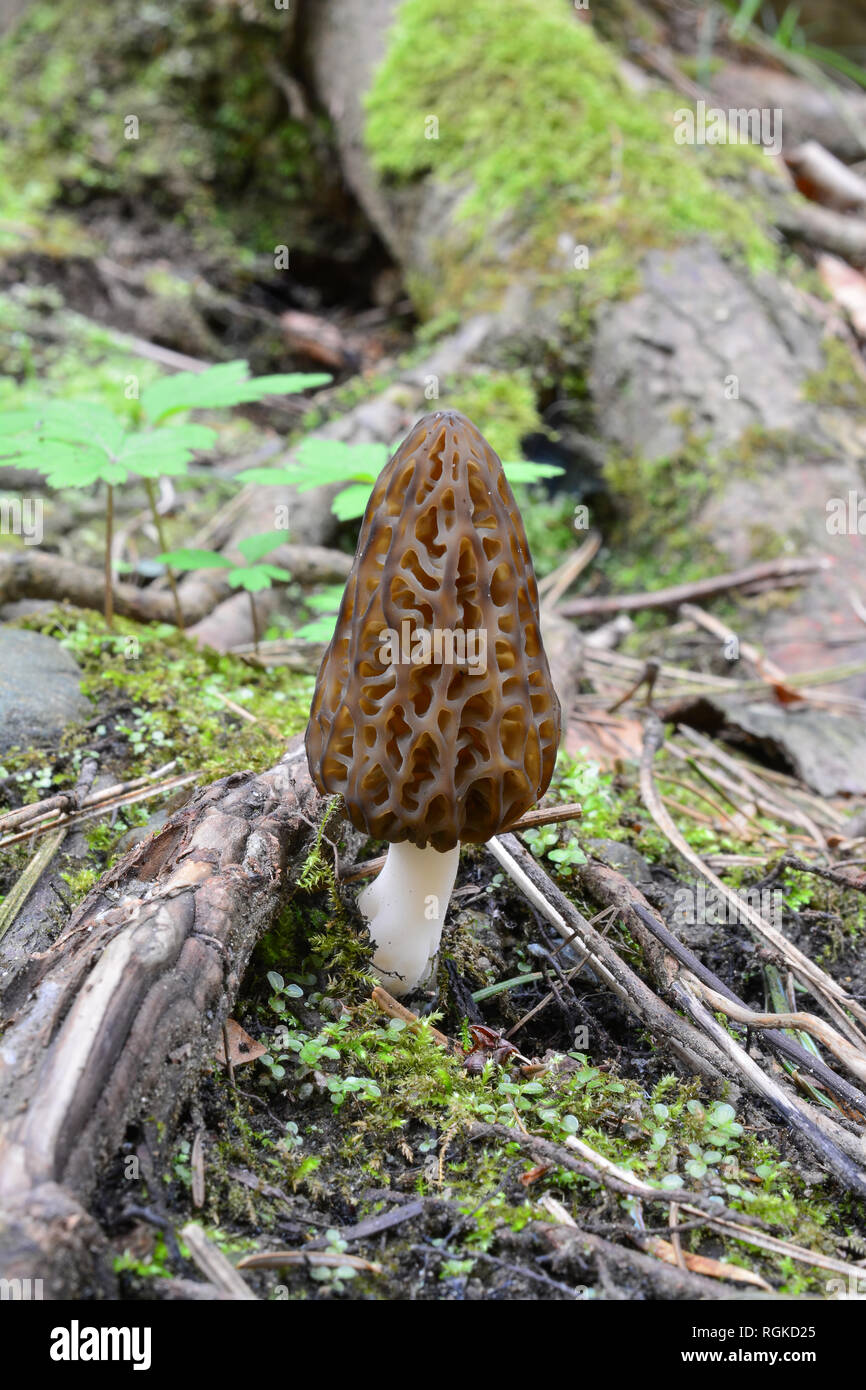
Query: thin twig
[{"left": 639, "top": 714, "right": 866, "bottom": 1040}]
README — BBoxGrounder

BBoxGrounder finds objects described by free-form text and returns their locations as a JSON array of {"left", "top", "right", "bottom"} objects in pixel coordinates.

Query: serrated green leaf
[
  {"left": 141, "top": 362, "right": 331, "bottom": 422},
  {"left": 293, "top": 615, "right": 338, "bottom": 642},
  {"left": 227, "top": 372, "right": 331, "bottom": 402},
  {"left": 331, "top": 482, "right": 374, "bottom": 520},
  {"left": 296, "top": 438, "right": 388, "bottom": 474},
  {"left": 227, "top": 565, "right": 283, "bottom": 592},
  {"left": 236, "top": 530, "right": 288, "bottom": 564},
  {"left": 140, "top": 362, "right": 251, "bottom": 422},
  {"left": 119, "top": 424, "right": 216, "bottom": 462},
  {"left": 305, "top": 585, "right": 345, "bottom": 613},
  {"left": 502, "top": 460, "right": 565, "bottom": 482}
]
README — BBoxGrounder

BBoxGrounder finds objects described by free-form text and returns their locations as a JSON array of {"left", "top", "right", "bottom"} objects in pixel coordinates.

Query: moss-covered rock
[{"left": 363, "top": 0, "right": 778, "bottom": 319}]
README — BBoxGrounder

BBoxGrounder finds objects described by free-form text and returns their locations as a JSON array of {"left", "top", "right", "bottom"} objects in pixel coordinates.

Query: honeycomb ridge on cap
[{"left": 306, "top": 411, "right": 561, "bottom": 852}]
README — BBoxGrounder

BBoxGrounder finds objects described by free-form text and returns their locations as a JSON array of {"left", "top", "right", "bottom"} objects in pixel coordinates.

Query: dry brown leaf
[
  {"left": 214, "top": 1019, "right": 268, "bottom": 1068},
  {"left": 639, "top": 1235, "right": 772, "bottom": 1290}
]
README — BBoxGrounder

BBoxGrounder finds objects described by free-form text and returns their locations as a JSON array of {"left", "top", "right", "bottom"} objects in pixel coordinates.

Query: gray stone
[
  {"left": 716, "top": 699, "right": 866, "bottom": 797},
  {"left": 0, "top": 628, "right": 90, "bottom": 753},
  {"left": 586, "top": 838, "right": 654, "bottom": 889}
]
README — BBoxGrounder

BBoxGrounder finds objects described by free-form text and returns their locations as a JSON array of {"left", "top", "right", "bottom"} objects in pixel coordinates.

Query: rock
[
  {"left": 586, "top": 838, "right": 654, "bottom": 890},
  {"left": 719, "top": 701, "right": 866, "bottom": 797},
  {"left": 591, "top": 243, "right": 823, "bottom": 460},
  {"left": 673, "top": 694, "right": 866, "bottom": 797},
  {"left": 0, "top": 628, "right": 90, "bottom": 753}
]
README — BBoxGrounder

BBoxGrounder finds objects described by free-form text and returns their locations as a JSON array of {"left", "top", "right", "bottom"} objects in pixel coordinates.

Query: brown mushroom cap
[{"left": 305, "top": 411, "right": 561, "bottom": 852}]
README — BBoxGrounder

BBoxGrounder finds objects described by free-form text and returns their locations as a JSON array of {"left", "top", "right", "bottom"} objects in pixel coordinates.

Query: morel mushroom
[{"left": 305, "top": 410, "right": 560, "bottom": 995}]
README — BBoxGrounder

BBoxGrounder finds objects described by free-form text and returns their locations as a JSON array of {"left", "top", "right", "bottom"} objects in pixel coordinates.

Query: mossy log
[{"left": 0, "top": 739, "right": 324, "bottom": 1299}]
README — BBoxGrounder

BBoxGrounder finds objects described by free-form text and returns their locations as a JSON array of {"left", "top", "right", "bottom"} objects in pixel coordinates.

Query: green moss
[
  {"left": 803, "top": 336, "right": 866, "bottom": 409},
  {"left": 365, "top": 0, "right": 778, "bottom": 317},
  {"left": 0, "top": 0, "right": 320, "bottom": 260},
  {"left": 0, "top": 608, "right": 312, "bottom": 802},
  {"left": 440, "top": 368, "right": 540, "bottom": 460},
  {"left": 602, "top": 440, "right": 726, "bottom": 593}
]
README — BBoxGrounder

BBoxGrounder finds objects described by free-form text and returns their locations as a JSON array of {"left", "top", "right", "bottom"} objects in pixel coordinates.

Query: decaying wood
[
  {"left": 776, "top": 197, "right": 866, "bottom": 267},
  {"left": 0, "top": 545, "right": 351, "bottom": 627},
  {"left": 180, "top": 1224, "right": 257, "bottom": 1300},
  {"left": 0, "top": 740, "right": 323, "bottom": 1299},
  {"left": 785, "top": 140, "right": 866, "bottom": 212}
]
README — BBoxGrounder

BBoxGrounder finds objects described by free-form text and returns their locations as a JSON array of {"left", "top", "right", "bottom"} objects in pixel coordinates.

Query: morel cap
[{"left": 305, "top": 411, "right": 561, "bottom": 851}]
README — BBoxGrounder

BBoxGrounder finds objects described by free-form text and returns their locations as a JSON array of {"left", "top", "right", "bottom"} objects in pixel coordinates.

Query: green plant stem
[
  {"left": 144, "top": 478, "right": 184, "bottom": 630},
  {"left": 248, "top": 591, "right": 259, "bottom": 654},
  {"left": 104, "top": 482, "right": 114, "bottom": 628}
]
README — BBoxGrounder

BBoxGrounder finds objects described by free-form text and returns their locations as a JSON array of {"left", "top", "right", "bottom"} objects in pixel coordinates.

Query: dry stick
[
  {"left": 470, "top": 1123, "right": 763, "bottom": 1224},
  {"left": 486, "top": 834, "right": 731, "bottom": 1086},
  {"left": 672, "top": 980, "right": 866, "bottom": 1200},
  {"left": 778, "top": 854, "right": 866, "bottom": 897},
  {"left": 0, "top": 755, "right": 108, "bottom": 834},
  {"left": 0, "top": 761, "right": 177, "bottom": 837},
  {"left": 558, "top": 556, "right": 828, "bottom": 619},
  {"left": 673, "top": 728, "right": 829, "bottom": 852},
  {"left": 562, "top": 1132, "right": 860, "bottom": 1280},
  {"left": 550, "top": 1124, "right": 866, "bottom": 1282},
  {"left": 639, "top": 714, "right": 866, "bottom": 1041},
  {"left": 370, "top": 985, "right": 451, "bottom": 1049},
  {"left": 505, "top": 907, "right": 618, "bottom": 1040},
  {"left": 620, "top": 894, "right": 866, "bottom": 1120},
  {"left": 678, "top": 601, "right": 788, "bottom": 683},
  {"left": 208, "top": 689, "right": 282, "bottom": 739},
  {"left": 0, "top": 772, "right": 197, "bottom": 851},
  {"left": 694, "top": 982, "right": 866, "bottom": 1087},
  {"left": 666, "top": 745, "right": 820, "bottom": 851},
  {"left": 538, "top": 531, "right": 602, "bottom": 609},
  {"left": 179, "top": 1224, "right": 257, "bottom": 1300},
  {"left": 585, "top": 645, "right": 866, "bottom": 714},
  {"left": 336, "top": 802, "right": 584, "bottom": 884}
]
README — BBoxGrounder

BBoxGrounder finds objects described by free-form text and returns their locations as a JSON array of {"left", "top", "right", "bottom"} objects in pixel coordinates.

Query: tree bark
[{"left": 0, "top": 739, "right": 326, "bottom": 1298}]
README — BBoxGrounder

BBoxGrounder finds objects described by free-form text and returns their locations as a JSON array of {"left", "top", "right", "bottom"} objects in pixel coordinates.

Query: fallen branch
[
  {"left": 0, "top": 741, "right": 322, "bottom": 1298},
  {"left": 639, "top": 713, "right": 866, "bottom": 1040},
  {"left": 180, "top": 1224, "right": 257, "bottom": 1301},
  {"left": 558, "top": 556, "right": 829, "bottom": 619},
  {"left": 672, "top": 980, "right": 866, "bottom": 1200},
  {"left": 579, "top": 868, "right": 866, "bottom": 1121},
  {"left": 0, "top": 546, "right": 351, "bottom": 628},
  {"left": 486, "top": 833, "right": 732, "bottom": 1086}
]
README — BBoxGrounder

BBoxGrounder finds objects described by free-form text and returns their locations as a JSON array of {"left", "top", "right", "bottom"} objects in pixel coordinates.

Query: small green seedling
[
  {"left": 237, "top": 435, "right": 564, "bottom": 524},
  {"left": 1, "top": 361, "right": 329, "bottom": 627},
  {"left": 158, "top": 530, "right": 293, "bottom": 652}
]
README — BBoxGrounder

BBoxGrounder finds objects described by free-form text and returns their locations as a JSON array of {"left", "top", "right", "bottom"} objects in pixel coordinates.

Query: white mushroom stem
[{"left": 357, "top": 840, "right": 460, "bottom": 998}]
